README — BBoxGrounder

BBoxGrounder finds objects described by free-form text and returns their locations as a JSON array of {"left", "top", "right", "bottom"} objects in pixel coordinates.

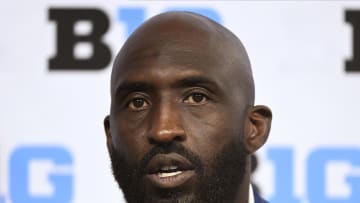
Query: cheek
[
  {"left": 182, "top": 106, "right": 241, "bottom": 164},
  {"left": 111, "top": 116, "right": 149, "bottom": 164}
]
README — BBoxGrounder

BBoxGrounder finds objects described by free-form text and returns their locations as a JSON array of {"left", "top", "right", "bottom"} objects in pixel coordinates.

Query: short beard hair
[{"left": 109, "top": 139, "right": 249, "bottom": 203}]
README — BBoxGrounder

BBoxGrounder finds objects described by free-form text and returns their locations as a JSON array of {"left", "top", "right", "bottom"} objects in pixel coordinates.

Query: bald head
[{"left": 111, "top": 11, "right": 254, "bottom": 105}]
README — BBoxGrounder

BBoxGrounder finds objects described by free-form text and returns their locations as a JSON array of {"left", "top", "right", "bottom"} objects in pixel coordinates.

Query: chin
[{"left": 144, "top": 194, "right": 196, "bottom": 203}]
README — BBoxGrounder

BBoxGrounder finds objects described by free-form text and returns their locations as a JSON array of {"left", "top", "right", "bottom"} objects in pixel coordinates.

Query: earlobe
[
  {"left": 104, "top": 115, "right": 113, "bottom": 154},
  {"left": 245, "top": 105, "right": 272, "bottom": 153}
]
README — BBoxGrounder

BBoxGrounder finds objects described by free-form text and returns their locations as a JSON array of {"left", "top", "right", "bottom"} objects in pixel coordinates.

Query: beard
[{"left": 109, "top": 139, "right": 249, "bottom": 203}]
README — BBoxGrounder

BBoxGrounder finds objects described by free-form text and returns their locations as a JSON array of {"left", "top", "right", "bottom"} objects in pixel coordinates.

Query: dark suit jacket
[{"left": 253, "top": 189, "right": 269, "bottom": 203}]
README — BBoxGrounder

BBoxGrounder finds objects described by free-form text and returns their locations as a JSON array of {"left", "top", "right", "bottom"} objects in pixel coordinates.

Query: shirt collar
[{"left": 249, "top": 185, "right": 254, "bottom": 203}]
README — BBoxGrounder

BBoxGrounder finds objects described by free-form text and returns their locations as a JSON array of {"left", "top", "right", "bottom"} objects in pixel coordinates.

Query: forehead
[
  {"left": 113, "top": 31, "right": 231, "bottom": 93},
  {"left": 112, "top": 46, "right": 227, "bottom": 95}
]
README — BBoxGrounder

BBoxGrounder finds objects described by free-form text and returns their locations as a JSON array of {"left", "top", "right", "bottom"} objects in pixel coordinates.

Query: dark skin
[{"left": 104, "top": 12, "right": 272, "bottom": 203}]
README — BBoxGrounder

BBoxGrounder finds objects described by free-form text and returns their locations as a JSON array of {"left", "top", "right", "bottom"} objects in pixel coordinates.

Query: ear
[
  {"left": 104, "top": 115, "right": 114, "bottom": 154},
  {"left": 244, "top": 105, "right": 272, "bottom": 153}
]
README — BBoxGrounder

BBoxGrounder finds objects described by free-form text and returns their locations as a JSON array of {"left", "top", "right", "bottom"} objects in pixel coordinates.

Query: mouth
[
  {"left": 144, "top": 153, "right": 196, "bottom": 188},
  {"left": 156, "top": 165, "right": 184, "bottom": 177}
]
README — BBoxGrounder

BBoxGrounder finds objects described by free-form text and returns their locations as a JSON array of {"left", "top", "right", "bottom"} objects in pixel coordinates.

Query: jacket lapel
[{"left": 253, "top": 188, "right": 269, "bottom": 203}]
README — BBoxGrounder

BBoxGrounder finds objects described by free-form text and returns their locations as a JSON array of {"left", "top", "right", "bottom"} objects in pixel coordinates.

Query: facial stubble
[{"left": 109, "top": 139, "right": 249, "bottom": 203}]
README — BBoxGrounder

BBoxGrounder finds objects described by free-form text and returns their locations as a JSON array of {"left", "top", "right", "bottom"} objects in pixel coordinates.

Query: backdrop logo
[
  {"left": 48, "top": 7, "right": 221, "bottom": 71},
  {"left": 268, "top": 147, "right": 360, "bottom": 203},
  {"left": 49, "top": 9, "right": 111, "bottom": 71},
  {"left": 345, "top": 10, "right": 360, "bottom": 72},
  {"left": 1, "top": 146, "right": 73, "bottom": 203}
]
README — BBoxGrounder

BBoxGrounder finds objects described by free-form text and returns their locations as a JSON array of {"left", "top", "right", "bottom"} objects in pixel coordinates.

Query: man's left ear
[
  {"left": 244, "top": 105, "right": 272, "bottom": 153},
  {"left": 104, "top": 115, "right": 114, "bottom": 155}
]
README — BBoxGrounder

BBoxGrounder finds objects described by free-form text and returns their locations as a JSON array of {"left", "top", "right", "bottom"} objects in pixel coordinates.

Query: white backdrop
[{"left": 1, "top": 1, "right": 360, "bottom": 203}]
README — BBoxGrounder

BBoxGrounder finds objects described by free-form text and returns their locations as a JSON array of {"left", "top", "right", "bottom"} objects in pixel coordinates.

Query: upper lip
[{"left": 145, "top": 153, "right": 195, "bottom": 174}]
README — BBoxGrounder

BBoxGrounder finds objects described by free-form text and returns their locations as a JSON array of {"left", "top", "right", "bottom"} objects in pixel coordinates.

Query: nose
[{"left": 148, "top": 101, "right": 186, "bottom": 145}]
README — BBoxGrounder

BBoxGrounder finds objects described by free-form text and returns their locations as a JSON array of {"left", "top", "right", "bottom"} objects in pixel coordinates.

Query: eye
[
  {"left": 184, "top": 92, "right": 208, "bottom": 105},
  {"left": 127, "top": 97, "right": 150, "bottom": 111}
]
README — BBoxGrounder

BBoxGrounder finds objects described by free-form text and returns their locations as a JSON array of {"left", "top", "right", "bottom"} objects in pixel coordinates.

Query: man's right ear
[{"left": 104, "top": 115, "right": 113, "bottom": 154}]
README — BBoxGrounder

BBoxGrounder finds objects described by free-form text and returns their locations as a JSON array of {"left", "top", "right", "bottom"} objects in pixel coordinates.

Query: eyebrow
[
  {"left": 114, "top": 81, "right": 155, "bottom": 98},
  {"left": 114, "top": 75, "right": 219, "bottom": 98},
  {"left": 171, "top": 76, "right": 218, "bottom": 90}
]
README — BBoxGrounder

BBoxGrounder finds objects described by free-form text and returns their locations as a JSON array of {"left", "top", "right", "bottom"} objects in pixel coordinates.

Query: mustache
[{"left": 139, "top": 142, "right": 203, "bottom": 174}]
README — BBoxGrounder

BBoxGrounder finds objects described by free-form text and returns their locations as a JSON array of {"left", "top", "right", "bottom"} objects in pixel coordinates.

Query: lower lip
[{"left": 146, "top": 170, "right": 195, "bottom": 188}]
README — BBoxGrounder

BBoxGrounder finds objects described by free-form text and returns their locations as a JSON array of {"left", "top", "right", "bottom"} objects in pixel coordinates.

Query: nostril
[{"left": 174, "top": 135, "right": 185, "bottom": 142}]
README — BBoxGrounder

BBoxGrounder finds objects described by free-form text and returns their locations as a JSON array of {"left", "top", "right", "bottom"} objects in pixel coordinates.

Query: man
[{"left": 104, "top": 11, "right": 272, "bottom": 203}]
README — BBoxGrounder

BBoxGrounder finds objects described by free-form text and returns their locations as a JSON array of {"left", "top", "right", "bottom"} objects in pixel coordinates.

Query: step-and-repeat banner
[{"left": 1, "top": 1, "right": 360, "bottom": 203}]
